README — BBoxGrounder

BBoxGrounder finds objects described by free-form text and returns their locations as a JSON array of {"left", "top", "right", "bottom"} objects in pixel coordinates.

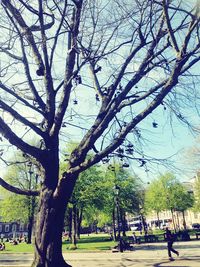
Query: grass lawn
[
  {"left": 65, "top": 234, "right": 117, "bottom": 251},
  {"left": 1, "top": 242, "right": 33, "bottom": 253},
  {"left": 0, "top": 234, "right": 117, "bottom": 253},
  {"left": 5, "top": 230, "right": 194, "bottom": 253}
]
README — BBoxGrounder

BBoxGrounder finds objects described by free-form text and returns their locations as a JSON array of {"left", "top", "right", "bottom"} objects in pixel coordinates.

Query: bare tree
[{"left": 0, "top": 0, "right": 200, "bottom": 266}]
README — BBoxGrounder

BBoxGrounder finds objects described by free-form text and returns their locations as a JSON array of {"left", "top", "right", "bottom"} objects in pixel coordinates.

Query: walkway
[{"left": 0, "top": 240, "right": 200, "bottom": 266}]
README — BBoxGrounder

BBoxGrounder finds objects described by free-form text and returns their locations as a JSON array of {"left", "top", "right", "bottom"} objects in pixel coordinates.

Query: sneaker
[{"left": 169, "top": 257, "right": 175, "bottom": 261}]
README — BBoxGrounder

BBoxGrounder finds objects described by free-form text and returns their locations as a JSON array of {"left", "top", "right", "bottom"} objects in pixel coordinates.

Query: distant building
[
  {"left": 0, "top": 196, "right": 28, "bottom": 239},
  {"left": 0, "top": 221, "right": 28, "bottom": 239}
]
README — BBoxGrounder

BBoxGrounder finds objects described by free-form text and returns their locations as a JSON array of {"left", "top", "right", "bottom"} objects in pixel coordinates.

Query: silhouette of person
[{"left": 165, "top": 227, "right": 179, "bottom": 261}]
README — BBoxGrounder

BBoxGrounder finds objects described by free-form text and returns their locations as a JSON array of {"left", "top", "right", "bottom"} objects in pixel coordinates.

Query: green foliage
[
  {"left": 95, "top": 164, "right": 142, "bottom": 224},
  {"left": 144, "top": 178, "right": 165, "bottom": 214},
  {"left": 61, "top": 145, "right": 142, "bottom": 228},
  {"left": 145, "top": 172, "right": 194, "bottom": 214},
  {"left": 0, "top": 194, "right": 29, "bottom": 223},
  {"left": 0, "top": 153, "right": 38, "bottom": 224},
  {"left": 73, "top": 166, "right": 106, "bottom": 210},
  {"left": 192, "top": 173, "right": 200, "bottom": 212},
  {"left": 112, "top": 167, "right": 141, "bottom": 213},
  {"left": 169, "top": 183, "right": 194, "bottom": 212},
  {"left": 61, "top": 144, "right": 109, "bottom": 226}
]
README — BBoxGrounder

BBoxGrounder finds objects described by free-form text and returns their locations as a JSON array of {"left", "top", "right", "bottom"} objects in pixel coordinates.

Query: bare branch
[
  {"left": 0, "top": 177, "right": 39, "bottom": 196},
  {"left": 162, "top": 0, "right": 180, "bottom": 53},
  {"left": 0, "top": 82, "right": 45, "bottom": 116},
  {"left": 0, "top": 117, "right": 46, "bottom": 162},
  {"left": 52, "top": 3, "right": 83, "bottom": 135},
  {"left": 2, "top": 0, "right": 45, "bottom": 71},
  {"left": 0, "top": 99, "right": 44, "bottom": 137}
]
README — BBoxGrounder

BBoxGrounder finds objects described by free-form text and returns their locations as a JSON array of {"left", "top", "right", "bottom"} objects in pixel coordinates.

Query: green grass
[
  {"left": 0, "top": 234, "right": 117, "bottom": 253},
  {"left": 1, "top": 242, "right": 33, "bottom": 253},
  {"left": 65, "top": 234, "right": 117, "bottom": 251},
  {"left": 3, "top": 230, "right": 197, "bottom": 253}
]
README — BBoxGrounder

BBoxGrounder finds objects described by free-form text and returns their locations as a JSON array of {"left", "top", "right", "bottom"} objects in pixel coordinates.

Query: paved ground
[{"left": 0, "top": 240, "right": 200, "bottom": 266}]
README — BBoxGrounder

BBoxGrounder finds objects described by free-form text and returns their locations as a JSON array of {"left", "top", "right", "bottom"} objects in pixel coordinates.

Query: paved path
[{"left": 0, "top": 240, "right": 200, "bottom": 266}]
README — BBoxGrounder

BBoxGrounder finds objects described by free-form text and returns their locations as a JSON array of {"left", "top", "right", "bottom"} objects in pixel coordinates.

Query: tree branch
[
  {"left": 0, "top": 99, "right": 45, "bottom": 138},
  {"left": 0, "top": 117, "right": 46, "bottom": 162},
  {"left": 0, "top": 82, "right": 44, "bottom": 116},
  {"left": 162, "top": 0, "right": 180, "bottom": 53},
  {"left": 52, "top": 3, "right": 83, "bottom": 136},
  {"left": 0, "top": 177, "right": 39, "bottom": 196},
  {"left": 2, "top": 0, "right": 45, "bottom": 72}
]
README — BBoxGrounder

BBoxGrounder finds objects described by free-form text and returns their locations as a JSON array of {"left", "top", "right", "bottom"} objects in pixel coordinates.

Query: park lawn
[
  {"left": 0, "top": 234, "right": 117, "bottom": 253},
  {"left": 65, "top": 234, "right": 117, "bottom": 251},
  {"left": 1, "top": 242, "right": 34, "bottom": 253}
]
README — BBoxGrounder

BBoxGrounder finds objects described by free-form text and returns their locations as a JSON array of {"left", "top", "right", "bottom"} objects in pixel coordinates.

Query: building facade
[{"left": 0, "top": 221, "right": 28, "bottom": 239}]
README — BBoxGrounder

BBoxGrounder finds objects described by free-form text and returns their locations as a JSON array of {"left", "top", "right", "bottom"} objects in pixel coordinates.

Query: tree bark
[
  {"left": 176, "top": 211, "right": 180, "bottom": 230},
  {"left": 31, "top": 186, "right": 72, "bottom": 267},
  {"left": 182, "top": 211, "right": 187, "bottom": 230},
  {"left": 112, "top": 208, "right": 116, "bottom": 241},
  {"left": 27, "top": 196, "right": 36, "bottom": 244},
  {"left": 27, "top": 216, "right": 33, "bottom": 244},
  {"left": 77, "top": 208, "right": 83, "bottom": 239},
  {"left": 140, "top": 214, "right": 147, "bottom": 234},
  {"left": 121, "top": 210, "right": 126, "bottom": 237},
  {"left": 71, "top": 204, "right": 77, "bottom": 248},
  {"left": 68, "top": 208, "right": 72, "bottom": 241},
  {"left": 171, "top": 209, "right": 176, "bottom": 233},
  {"left": 156, "top": 211, "right": 160, "bottom": 229}
]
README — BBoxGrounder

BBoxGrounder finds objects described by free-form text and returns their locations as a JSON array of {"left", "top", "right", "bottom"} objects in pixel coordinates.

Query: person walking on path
[{"left": 165, "top": 227, "right": 179, "bottom": 261}]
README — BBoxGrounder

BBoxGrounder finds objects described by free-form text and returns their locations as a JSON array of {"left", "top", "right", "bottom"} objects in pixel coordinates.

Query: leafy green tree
[
  {"left": 0, "top": 159, "right": 39, "bottom": 243},
  {"left": 100, "top": 164, "right": 141, "bottom": 238},
  {"left": 63, "top": 161, "right": 141, "bottom": 241},
  {"left": 145, "top": 179, "right": 166, "bottom": 228},
  {"left": 61, "top": 160, "right": 107, "bottom": 246},
  {"left": 173, "top": 185, "right": 194, "bottom": 230},
  {"left": 193, "top": 173, "right": 200, "bottom": 212},
  {"left": 145, "top": 173, "right": 194, "bottom": 230}
]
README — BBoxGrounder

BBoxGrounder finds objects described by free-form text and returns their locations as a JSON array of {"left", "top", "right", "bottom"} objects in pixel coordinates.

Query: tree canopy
[{"left": 145, "top": 172, "right": 194, "bottom": 216}]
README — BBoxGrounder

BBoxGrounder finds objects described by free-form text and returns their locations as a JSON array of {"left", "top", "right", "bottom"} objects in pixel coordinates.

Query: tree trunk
[
  {"left": 112, "top": 208, "right": 116, "bottom": 241},
  {"left": 156, "top": 211, "right": 160, "bottom": 229},
  {"left": 182, "top": 211, "right": 187, "bottom": 230},
  {"left": 121, "top": 210, "right": 126, "bottom": 237},
  {"left": 140, "top": 214, "right": 147, "bottom": 234},
  {"left": 27, "top": 216, "right": 34, "bottom": 244},
  {"left": 71, "top": 204, "right": 77, "bottom": 248},
  {"left": 176, "top": 211, "right": 180, "bottom": 230},
  {"left": 77, "top": 208, "right": 83, "bottom": 239},
  {"left": 31, "top": 170, "right": 77, "bottom": 267},
  {"left": 27, "top": 196, "right": 36, "bottom": 244},
  {"left": 171, "top": 209, "right": 176, "bottom": 233},
  {"left": 68, "top": 208, "right": 72, "bottom": 241},
  {"left": 116, "top": 197, "right": 120, "bottom": 239}
]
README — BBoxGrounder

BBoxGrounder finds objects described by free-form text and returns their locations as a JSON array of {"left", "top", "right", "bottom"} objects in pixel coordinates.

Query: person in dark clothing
[{"left": 165, "top": 228, "right": 179, "bottom": 261}]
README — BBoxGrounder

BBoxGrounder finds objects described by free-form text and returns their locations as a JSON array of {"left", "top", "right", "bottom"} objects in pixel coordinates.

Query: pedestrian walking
[{"left": 165, "top": 227, "right": 179, "bottom": 261}]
